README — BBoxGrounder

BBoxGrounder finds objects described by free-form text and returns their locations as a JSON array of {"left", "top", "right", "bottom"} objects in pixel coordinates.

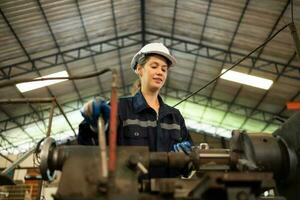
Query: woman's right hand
[{"left": 80, "top": 97, "right": 110, "bottom": 131}]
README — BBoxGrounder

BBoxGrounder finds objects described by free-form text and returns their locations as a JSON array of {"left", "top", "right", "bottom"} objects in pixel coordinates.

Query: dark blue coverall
[{"left": 78, "top": 90, "right": 192, "bottom": 177}]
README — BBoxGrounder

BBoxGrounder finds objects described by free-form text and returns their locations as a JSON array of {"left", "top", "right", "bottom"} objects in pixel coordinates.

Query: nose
[{"left": 156, "top": 67, "right": 164, "bottom": 75}]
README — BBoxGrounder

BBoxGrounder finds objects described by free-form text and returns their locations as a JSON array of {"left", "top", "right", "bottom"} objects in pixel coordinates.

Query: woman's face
[{"left": 136, "top": 54, "right": 169, "bottom": 92}]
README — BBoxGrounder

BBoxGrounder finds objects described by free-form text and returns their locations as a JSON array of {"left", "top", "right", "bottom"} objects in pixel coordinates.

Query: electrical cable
[{"left": 173, "top": 23, "right": 292, "bottom": 108}]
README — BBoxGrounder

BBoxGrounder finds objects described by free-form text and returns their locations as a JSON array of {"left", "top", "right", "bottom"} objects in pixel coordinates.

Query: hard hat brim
[{"left": 130, "top": 50, "right": 176, "bottom": 71}]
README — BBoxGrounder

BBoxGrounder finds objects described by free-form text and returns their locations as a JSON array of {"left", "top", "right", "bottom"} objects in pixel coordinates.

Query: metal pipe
[
  {"left": 98, "top": 116, "right": 108, "bottom": 178},
  {"left": 1, "top": 146, "right": 36, "bottom": 175},
  {"left": 108, "top": 70, "right": 119, "bottom": 175},
  {"left": 198, "top": 149, "right": 231, "bottom": 165},
  {"left": 0, "top": 98, "right": 54, "bottom": 104}
]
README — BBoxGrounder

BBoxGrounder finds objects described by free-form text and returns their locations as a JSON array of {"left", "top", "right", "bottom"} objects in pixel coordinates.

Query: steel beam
[
  {"left": 187, "top": 0, "right": 212, "bottom": 92},
  {"left": 37, "top": 0, "right": 84, "bottom": 104},
  {"left": 164, "top": 0, "right": 178, "bottom": 99},
  {"left": 140, "top": 0, "right": 146, "bottom": 46},
  {"left": 0, "top": 85, "right": 282, "bottom": 135},
  {"left": 261, "top": 90, "right": 300, "bottom": 131},
  {"left": 218, "top": 2, "right": 292, "bottom": 129},
  {"left": 110, "top": 0, "right": 126, "bottom": 94},
  {"left": 0, "top": 32, "right": 141, "bottom": 80},
  {"left": 146, "top": 32, "right": 300, "bottom": 80},
  {"left": 75, "top": 0, "right": 104, "bottom": 96},
  {"left": 0, "top": 8, "right": 48, "bottom": 130}
]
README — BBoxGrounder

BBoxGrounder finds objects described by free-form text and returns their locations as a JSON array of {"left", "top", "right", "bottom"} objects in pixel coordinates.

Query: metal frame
[
  {"left": 140, "top": 0, "right": 146, "bottom": 46},
  {"left": 0, "top": 32, "right": 141, "bottom": 81},
  {"left": 164, "top": 0, "right": 178, "bottom": 98},
  {"left": 0, "top": 8, "right": 48, "bottom": 130},
  {"left": 219, "top": 0, "right": 291, "bottom": 129},
  {"left": 36, "top": 0, "right": 83, "bottom": 104},
  {"left": 0, "top": 0, "right": 298, "bottom": 152},
  {"left": 110, "top": 0, "right": 126, "bottom": 94},
  {"left": 146, "top": 31, "right": 300, "bottom": 81},
  {"left": 187, "top": 0, "right": 212, "bottom": 92},
  {"left": 0, "top": 85, "right": 282, "bottom": 136},
  {"left": 261, "top": 90, "right": 300, "bottom": 131},
  {"left": 0, "top": 98, "right": 76, "bottom": 135},
  {"left": 0, "top": 97, "right": 77, "bottom": 152},
  {"left": 162, "top": 86, "right": 282, "bottom": 125},
  {"left": 75, "top": 0, "right": 104, "bottom": 97}
]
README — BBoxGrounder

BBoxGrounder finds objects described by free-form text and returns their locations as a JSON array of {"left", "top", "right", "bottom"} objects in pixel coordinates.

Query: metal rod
[
  {"left": 108, "top": 70, "right": 118, "bottom": 175},
  {"left": 289, "top": 23, "right": 300, "bottom": 60},
  {"left": 0, "top": 68, "right": 111, "bottom": 88},
  {"left": 46, "top": 100, "right": 56, "bottom": 137},
  {"left": 54, "top": 99, "right": 77, "bottom": 136},
  {"left": 0, "top": 98, "right": 54, "bottom": 104},
  {"left": 98, "top": 116, "right": 108, "bottom": 178},
  {"left": 199, "top": 153, "right": 230, "bottom": 158},
  {"left": 1, "top": 146, "right": 36, "bottom": 175},
  {"left": 0, "top": 152, "right": 14, "bottom": 163},
  {"left": 0, "top": 97, "right": 76, "bottom": 137}
]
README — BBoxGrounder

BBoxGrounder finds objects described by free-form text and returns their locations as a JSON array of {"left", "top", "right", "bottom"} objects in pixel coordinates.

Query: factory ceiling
[{"left": 0, "top": 0, "right": 299, "bottom": 153}]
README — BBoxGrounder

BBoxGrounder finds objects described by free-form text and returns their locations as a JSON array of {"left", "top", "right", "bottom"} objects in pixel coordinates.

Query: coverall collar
[{"left": 133, "top": 90, "right": 169, "bottom": 116}]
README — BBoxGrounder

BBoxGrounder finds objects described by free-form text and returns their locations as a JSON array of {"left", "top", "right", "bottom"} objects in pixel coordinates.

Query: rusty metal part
[
  {"left": 190, "top": 172, "right": 276, "bottom": 200},
  {"left": 108, "top": 69, "right": 119, "bottom": 177}
]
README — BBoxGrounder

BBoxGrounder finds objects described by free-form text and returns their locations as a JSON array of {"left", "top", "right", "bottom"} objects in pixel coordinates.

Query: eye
[{"left": 161, "top": 67, "right": 167, "bottom": 72}]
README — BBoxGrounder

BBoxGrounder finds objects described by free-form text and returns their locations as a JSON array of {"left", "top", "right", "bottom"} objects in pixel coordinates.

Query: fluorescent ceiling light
[
  {"left": 220, "top": 69, "right": 273, "bottom": 90},
  {"left": 16, "top": 71, "right": 69, "bottom": 93}
]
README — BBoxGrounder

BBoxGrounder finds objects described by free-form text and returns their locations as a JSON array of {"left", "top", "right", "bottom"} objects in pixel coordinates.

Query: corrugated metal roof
[{"left": 0, "top": 0, "right": 299, "bottom": 153}]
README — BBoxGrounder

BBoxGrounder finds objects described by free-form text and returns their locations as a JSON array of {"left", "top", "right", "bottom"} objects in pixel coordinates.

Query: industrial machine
[{"left": 38, "top": 111, "right": 300, "bottom": 200}]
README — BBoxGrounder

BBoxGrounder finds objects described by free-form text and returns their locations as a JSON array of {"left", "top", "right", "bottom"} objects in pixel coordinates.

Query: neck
[{"left": 141, "top": 86, "right": 160, "bottom": 113}]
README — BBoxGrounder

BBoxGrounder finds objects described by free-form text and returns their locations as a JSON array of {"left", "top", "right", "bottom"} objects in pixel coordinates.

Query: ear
[{"left": 135, "top": 64, "right": 143, "bottom": 77}]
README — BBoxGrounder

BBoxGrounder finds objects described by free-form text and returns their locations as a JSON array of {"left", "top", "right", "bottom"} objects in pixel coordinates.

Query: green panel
[
  {"left": 263, "top": 124, "right": 280, "bottom": 134},
  {"left": 165, "top": 97, "right": 185, "bottom": 110},
  {"left": 222, "top": 123, "right": 240, "bottom": 131},
  {"left": 163, "top": 95, "right": 280, "bottom": 136},
  {"left": 222, "top": 113, "right": 247, "bottom": 128},
  {"left": 202, "top": 107, "right": 224, "bottom": 123},
  {"left": 182, "top": 103, "right": 205, "bottom": 119},
  {"left": 242, "top": 118, "right": 266, "bottom": 133}
]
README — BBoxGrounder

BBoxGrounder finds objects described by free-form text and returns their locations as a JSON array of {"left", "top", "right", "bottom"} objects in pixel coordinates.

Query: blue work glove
[
  {"left": 173, "top": 141, "right": 192, "bottom": 154},
  {"left": 80, "top": 97, "right": 110, "bottom": 132}
]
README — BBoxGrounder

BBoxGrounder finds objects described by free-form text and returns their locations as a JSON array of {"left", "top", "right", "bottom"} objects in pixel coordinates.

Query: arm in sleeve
[{"left": 77, "top": 120, "right": 99, "bottom": 145}]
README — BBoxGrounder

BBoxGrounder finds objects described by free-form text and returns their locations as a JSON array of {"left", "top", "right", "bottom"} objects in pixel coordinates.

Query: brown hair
[
  {"left": 137, "top": 53, "right": 171, "bottom": 67},
  {"left": 130, "top": 79, "right": 141, "bottom": 95}
]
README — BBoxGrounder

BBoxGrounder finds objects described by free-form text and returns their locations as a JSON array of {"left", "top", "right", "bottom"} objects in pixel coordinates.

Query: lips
[{"left": 153, "top": 77, "right": 163, "bottom": 83}]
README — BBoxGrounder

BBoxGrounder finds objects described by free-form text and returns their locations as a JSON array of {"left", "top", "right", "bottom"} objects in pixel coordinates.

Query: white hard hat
[{"left": 130, "top": 43, "right": 176, "bottom": 71}]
